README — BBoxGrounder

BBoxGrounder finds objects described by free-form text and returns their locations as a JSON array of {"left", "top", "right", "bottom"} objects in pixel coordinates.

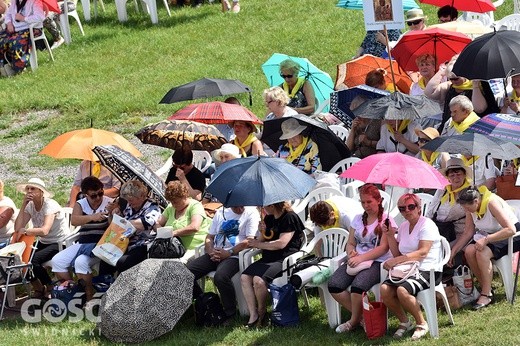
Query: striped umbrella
[
  {"left": 168, "top": 101, "right": 262, "bottom": 125},
  {"left": 466, "top": 113, "right": 520, "bottom": 146}
]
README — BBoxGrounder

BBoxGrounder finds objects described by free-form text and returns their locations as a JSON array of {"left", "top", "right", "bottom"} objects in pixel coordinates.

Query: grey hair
[
  {"left": 449, "top": 95, "right": 474, "bottom": 113},
  {"left": 263, "top": 86, "right": 290, "bottom": 106},
  {"left": 120, "top": 180, "right": 148, "bottom": 199},
  {"left": 279, "top": 59, "right": 301, "bottom": 75}
]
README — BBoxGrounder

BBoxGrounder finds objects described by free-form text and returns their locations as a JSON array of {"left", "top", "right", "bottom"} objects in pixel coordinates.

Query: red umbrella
[
  {"left": 340, "top": 152, "right": 449, "bottom": 189},
  {"left": 391, "top": 27, "right": 471, "bottom": 72},
  {"left": 420, "top": 0, "right": 495, "bottom": 13},
  {"left": 168, "top": 101, "right": 262, "bottom": 125},
  {"left": 42, "top": 0, "right": 61, "bottom": 14}
]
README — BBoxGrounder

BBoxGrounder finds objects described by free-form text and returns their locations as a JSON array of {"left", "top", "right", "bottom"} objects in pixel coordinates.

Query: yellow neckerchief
[
  {"left": 234, "top": 133, "right": 257, "bottom": 157},
  {"left": 513, "top": 159, "right": 519, "bottom": 168},
  {"left": 283, "top": 77, "right": 305, "bottom": 99},
  {"left": 441, "top": 178, "right": 471, "bottom": 205},
  {"left": 421, "top": 150, "right": 440, "bottom": 166},
  {"left": 462, "top": 155, "right": 479, "bottom": 167},
  {"left": 511, "top": 89, "right": 520, "bottom": 102},
  {"left": 92, "top": 161, "right": 101, "bottom": 178},
  {"left": 418, "top": 77, "right": 427, "bottom": 90},
  {"left": 323, "top": 199, "right": 340, "bottom": 230},
  {"left": 286, "top": 136, "right": 309, "bottom": 163},
  {"left": 452, "top": 111, "right": 480, "bottom": 134},
  {"left": 476, "top": 185, "right": 493, "bottom": 220},
  {"left": 386, "top": 119, "right": 410, "bottom": 135},
  {"left": 385, "top": 83, "right": 399, "bottom": 92},
  {"left": 452, "top": 79, "right": 473, "bottom": 91}
]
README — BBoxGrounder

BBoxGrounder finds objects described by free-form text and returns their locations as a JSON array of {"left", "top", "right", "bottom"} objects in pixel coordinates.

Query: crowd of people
[{"left": 1, "top": 1, "right": 520, "bottom": 343}]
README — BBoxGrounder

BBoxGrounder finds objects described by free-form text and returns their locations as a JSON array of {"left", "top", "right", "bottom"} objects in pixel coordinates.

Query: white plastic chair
[
  {"left": 292, "top": 187, "right": 344, "bottom": 224},
  {"left": 80, "top": 0, "right": 106, "bottom": 21},
  {"left": 192, "top": 151, "right": 212, "bottom": 173},
  {"left": 115, "top": 0, "right": 171, "bottom": 24},
  {"left": 57, "top": 0, "right": 85, "bottom": 44},
  {"left": 492, "top": 200, "right": 520, "bottom": 303},
  {"left": 516, "top": 0, "right": 520, "bottom": 13},
  {"left": 494, "top": 14, "right": 520, "bottom": 31},
  {"left": 416, "top": 193, "right": 434, "bottom": 217},
  {"left": 328, "top": 125, "right": 350, "bottom": 142},
  {"left": 329, "top": 157, "right": 361, "bottom": 185},
  {"left": 415, "top": 236, "right": 455, "bottom": 338},
  {"left": 378, "top": 189, "right": 399, "bottom": 218},
  {"left": 29, "top": 23, "right": 54, "bottom": 71},
  {"left": 459, "top": 11, "right": 494, "bottom": 27}
]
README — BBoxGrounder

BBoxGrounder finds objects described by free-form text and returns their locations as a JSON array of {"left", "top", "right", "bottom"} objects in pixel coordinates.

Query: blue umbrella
[
  {"left": 206, "top": 156, "right": 317, "bottom": 207},
  {"left": 329, "top": 85, "right": 390, "bottom": 127},
  {"left": 261, "top": 53, "right": 334, "bottom": 112},
  {"left": 336, "top": 0, "right": 419, "bottom": 11}
]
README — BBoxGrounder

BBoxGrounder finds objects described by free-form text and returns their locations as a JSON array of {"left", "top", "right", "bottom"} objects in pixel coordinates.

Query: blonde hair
[
  {"left": 279, "top": 59, "right": 301, "bottom": 75},
  {"left": 120, "top": 180, "right": 148, "bottom": 200},
  {"left": 263, "top": 86, "right": 290, "bottom": 106}
]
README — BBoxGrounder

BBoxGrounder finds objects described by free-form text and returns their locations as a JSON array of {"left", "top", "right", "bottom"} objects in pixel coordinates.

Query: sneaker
[
  {"left": 335, "top": 320, "right": 356, "bottom": 333},
  {"left": 51, "top": 37, "right": 65, "bottom": 50}
]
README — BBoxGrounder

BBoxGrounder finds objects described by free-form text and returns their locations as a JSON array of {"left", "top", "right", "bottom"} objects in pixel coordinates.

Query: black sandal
[{"left": 473, "top": 293, "right": 494, "bottom": 310}]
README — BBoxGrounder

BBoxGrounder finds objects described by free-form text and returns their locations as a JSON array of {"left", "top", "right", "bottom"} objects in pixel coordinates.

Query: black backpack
[
  {"left": 148, "top": 237, "right": 186, "bottom": 259},
  {"left": 194, "top": 292, "right": 227, "bottom": 327}
]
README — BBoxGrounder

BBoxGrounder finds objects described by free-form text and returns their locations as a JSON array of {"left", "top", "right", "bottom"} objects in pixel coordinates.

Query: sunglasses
[
  {"left": 417, "top": 138, "right": 430, "bottom": 144},
  {"left": 88, "top": 191, "right": 104, "bottom": 199},
  {"left": 280, "top": 74, "right": 294, "bottom": 79},
  {"left": 398, "top": 203, "right": 418, "bottom": 212},
  {"left": 449, "top": 77, "right": 460, "bottom": 81},
  {"left": 407, "top": 19, "right": 423, "bottom": 26}
]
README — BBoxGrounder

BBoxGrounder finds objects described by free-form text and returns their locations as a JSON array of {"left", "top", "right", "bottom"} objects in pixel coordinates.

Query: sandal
[
  {"left": 221, "top": 0, "right": 230, "bottom": 12},
  {"left": 473, "top": 293, "right": 494, "bottom": 310},
  {"left": 411, "top": 323, "right": 429, "bottom": 340},
  {"left": 231, "top": 1, "right": 240, "bottom": 13},
  {"left": 393, "top": 320, "right": 413, "bottom": 338},
  {"left": 335, "top": 320, "right": 357, "bottom": 333}
]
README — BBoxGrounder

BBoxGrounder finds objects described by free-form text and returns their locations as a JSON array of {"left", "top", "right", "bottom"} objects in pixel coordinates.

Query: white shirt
[
  {"left": 0, "top": 196, "right": 17, "bottom": 243},
  {"left": 209, "top": 207, "right": 260, "bottom": 252},
  {"left": 313, "top": 196, "right": 364, "bottom": 236},
  {"left": 24, "top": 198, "right": 67, "bottom": 244},
  {"left": 350, "top": 212, "right": 395, "bottom": 262},
  {"left": 377, "top": 121, "right": 419, "bottom": 156}
]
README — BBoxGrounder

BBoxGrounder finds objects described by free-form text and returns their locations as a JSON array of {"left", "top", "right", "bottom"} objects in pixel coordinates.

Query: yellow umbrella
[
  {"left": 39, "top": 128, "right": 142, "bottom": 162},
  {"left": 429, "top": 21, "right": 492, "bottom": 39}
]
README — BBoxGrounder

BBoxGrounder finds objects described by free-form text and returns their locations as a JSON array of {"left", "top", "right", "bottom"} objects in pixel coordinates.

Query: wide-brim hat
[
  {"left": 228, "top": 120, "right": 257, "bottom": 133},
  {"left": 279, "top": 118, "right": 307, "bottom": 140},
  {"left": 212, "top": 143, "right": 241, "bottom": 164},
  {"left": 440, "top": 157, "right": 471, "bottom": 179},
  {"left": 16, "top": 177, "right": 53, "bottom": 198},
  {"left": 406, "top": 8, "right": 426, "bottom": 22},
  {"left": 415, "top": 127, "right": 439, "bottom": 140}
]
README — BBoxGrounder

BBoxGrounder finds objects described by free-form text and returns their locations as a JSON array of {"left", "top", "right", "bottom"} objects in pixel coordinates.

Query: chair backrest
[
  {"left": 516, "top": 0, "right": 520, "bottom": 13},
  {"left": 328, "top": 125, "right": 350, "bottom": 142},
  {"left": 506, "top": 199, "right": 520, "bottom": 220},
  {"left": 292, "top": 187, "right": 344, "bottom": 223},
  {"left": 460, "top": 11, "right": 494, "bottom": 27},
  {"left": 439, "top": 236, "right": 451, "bottom": 267},
  {"left": 494, "top": 14, "right": 520, "bottom": 31},
  {"left": 329, "top": 157, "right": 361, "bottom": 185},
  {"left": 305, "top": 227, "right": 349, "bottom": 259},
  {"left": 378, "top": 189, "right": 395, "bottom": 213},
  {"left": 61, "top": 207, "right": 74, "bottom": 235},
  {"left": 192, "top": 150, "right": 212, "bottom": 173},
  {"left": 415, "top": 193, "right": 434, "bottom": 217},
  {"left": 341, "top": 179, "right": 365, "bottom": 199}
]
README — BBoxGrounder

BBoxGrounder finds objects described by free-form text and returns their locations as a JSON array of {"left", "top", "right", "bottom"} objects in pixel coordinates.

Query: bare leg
[
  {"left": 55, "top": 271, "right": 73, "bottom": 282},
  {"left": 77, "top": 273, "right": 94, "bottom": 301},
  {"left": 331, "top": 291, "right": 352, "bottom": 313},
  {"left": 381, "top": 284, "right": 408, "bottom": 323},
  {"left": 474, "top": 247, "right": 494, "bottom": 304},
  {"left": 349, "top": 292, "right": 363, "bottom": 325},
  {"left": 241, "top": 274, "right": 258, "bottom": 323},
  {"left": 396, "top": 286, "right": 426, "bottom": 326},
  {"left": 253, "top": 276, "right": 268, "bottom": 318}
]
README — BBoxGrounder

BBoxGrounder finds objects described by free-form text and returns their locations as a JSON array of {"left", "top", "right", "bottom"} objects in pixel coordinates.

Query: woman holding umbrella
[{"left": 279, "top": 59, "right": 315, "bottom": 115}]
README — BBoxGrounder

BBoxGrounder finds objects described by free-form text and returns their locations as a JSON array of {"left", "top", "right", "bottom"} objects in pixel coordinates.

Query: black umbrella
[
  {"left": 160, "top": 78, "right": 253, "bottom": 105},
  {"left": 261, "top": 114, "right": 351, "bottom": 171},
  {"left": 452, "top": 30, "right": 520, "bottom": 80},
  {"left": 92, "top": 145, "right": 168, "bottom": 208},
  {"left": 99, "top": 259, "right": 194, "bottom": 343}
]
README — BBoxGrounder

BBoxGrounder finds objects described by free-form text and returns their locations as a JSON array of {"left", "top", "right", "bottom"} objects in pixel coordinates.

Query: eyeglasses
[
  {"left": 266, "top": 100, "right": 275, "bottom": 105},
  {"left": 417, "top": 138, "right": 430, "bottom": 144},
  {"left": 88, "top": 191, "right": 104, "bottom": 199},
  {"left": 280, "top": 74, "right": 294, "bottom": 79},
  {"left": 398, "top": 204, "right": 418, "bottom": 212},
  {"left": 407, "top": 19, "right": 423, "bottom": 26}
]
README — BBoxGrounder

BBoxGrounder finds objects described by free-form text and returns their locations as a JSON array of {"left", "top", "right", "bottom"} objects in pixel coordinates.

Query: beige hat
[
  {"left": 16, "top": 177, "right": 53, "bottom": 198},
  {"left": 415, "top": 127, "right": 439, "bottom": 140},
  {"left": 279, "top": 118, "right": 307, "bottom": 140},
  {"left": 406, "top": 8, "right": 426, "bottom": 22},
  {"left": 440, "top": 157, "right": 471, "bottom": 178},
  {"left": 212, "top": 143, "right": 241, "bottom": 164}
]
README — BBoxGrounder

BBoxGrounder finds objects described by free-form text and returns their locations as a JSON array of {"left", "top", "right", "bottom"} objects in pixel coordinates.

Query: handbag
[
  {"left": 388, "top": 261, "right": 420, "bottom": 284},
  {"left": 452, "top": 265, "right": 479, "bottom": 305},
  {"left": 362, "top": 292, "right": 387, "bottom": 339},
  {"left": 0, "top": 254, "right": 22, "bottom": 285},
  {"left": 148, "top": 236, "right": 186, "bottom": 259},
  {"left": 346, "top": 260, "right": 374, "bottom": 276},
  {"left": 496, "top": 174, "right": 520, "bottom": 200},
  {"left": 269, "top": 282, "right": 300, "bottom": 327},
  {"left": 438, "top": 285, "right": 463, "bottom": 310}
]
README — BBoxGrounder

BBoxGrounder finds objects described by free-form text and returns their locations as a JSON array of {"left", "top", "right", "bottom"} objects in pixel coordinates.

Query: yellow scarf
[
  {"left": 234, "top": 133, "right": 257, "bottom": 157},
  {"left": 462, "top": 155, "right": 479, "bottom": 167},
  {"left": 92, "top": 161, "right": 101, "bottom": 178},
  {"left": 283, "top": 77, "right": 305, "bottom": 99},
  {"left": 476, "top": 185, "right": 492, "bottom": 219},
  {"left": 421, "top": 151, "right": 440, "bottom": 166},
  {"left": 386, "top": 119, "right": 410, "bottom": 135},
  {"left": 511, "top": 89, "right": 520, "bottom": 102},
  {"left": 441, "top": 178, "right": 471, "bottom": 205},
  {"left": 417, "top": 77, "right": 427, "bottom": 90},
  {"left": 323, "top": 199, "right": 340, "bottom": 230},
  {"left": 286, "top": 136, "right": 309, "bottom": 163},
  {"left": 452, "top": 111, "right": 480, "bottom": 134},
  {"left": 452, "top": 79, "right": 473, "bottom": 91},
  {"left": 385, "top": 83, "right": 399, "bottom": 92}
]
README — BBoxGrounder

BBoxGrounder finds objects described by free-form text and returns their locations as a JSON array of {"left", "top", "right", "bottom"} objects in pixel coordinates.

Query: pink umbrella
[{"left": 340, "top": 152, "right": 449, "bottom": 189}]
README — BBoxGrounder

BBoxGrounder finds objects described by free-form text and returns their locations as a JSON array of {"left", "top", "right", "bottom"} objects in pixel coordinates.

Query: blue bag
[{"left": 269, "top": 283, "right": 299, "bottom": 327}]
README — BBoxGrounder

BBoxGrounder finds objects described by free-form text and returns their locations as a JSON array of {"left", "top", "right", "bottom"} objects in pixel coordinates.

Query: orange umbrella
[
  {"left": 336, "top": 54, "right": 413, "bottom": 94},
  {"left": 40, "top": 128, "right": 142, "bottom": 162}
]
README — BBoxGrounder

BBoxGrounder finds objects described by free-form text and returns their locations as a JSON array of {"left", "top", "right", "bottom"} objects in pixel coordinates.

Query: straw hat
[
  {"left": 406, "top": 8, "right": 426, "bottom": 22},
  {"left": 16, "top": 178, "right": 53, "bottom": 198},
  {"left": 212, "top": 143, "right": 241, "bottom": 164},
  {"left": 415, "top": 127, "right": 440, "bottom": 140},
  {"left": 440, "top": 157, "right": 471, "bottom": 178},
  {"left": 279, "top": 118, "right": 307, "bottom": 140}
]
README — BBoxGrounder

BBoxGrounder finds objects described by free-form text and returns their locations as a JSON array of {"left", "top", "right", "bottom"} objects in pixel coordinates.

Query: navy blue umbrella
[
  {"left": 206, "top": 156, "right": 317, "bottom": 207},
  {"left": 329, "top": 85, "right": 390, "bottom": 127}
]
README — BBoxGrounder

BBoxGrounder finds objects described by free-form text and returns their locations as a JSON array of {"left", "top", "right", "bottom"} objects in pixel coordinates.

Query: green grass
[{"left": 0, "top": 0, "right": 518, "bottom": 344}]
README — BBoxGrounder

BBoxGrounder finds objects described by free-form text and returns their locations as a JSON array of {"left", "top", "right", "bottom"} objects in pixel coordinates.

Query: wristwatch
[{"left": 228, "top": 249, "right": 234, "bottom": 256}]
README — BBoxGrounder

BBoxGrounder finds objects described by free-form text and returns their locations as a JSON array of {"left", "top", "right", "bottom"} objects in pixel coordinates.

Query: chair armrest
[
  {"left": 329, "top": 253, "right": 347, "bottom": 273},
  {"left": 240, "top": 248, "right": 261, "bottom": 272},
  {"left": 195, "top": 243, "right": 205, "bottom": 258},
  {"left": 62, "top": 231, "right": 81, "bottom": 249}
]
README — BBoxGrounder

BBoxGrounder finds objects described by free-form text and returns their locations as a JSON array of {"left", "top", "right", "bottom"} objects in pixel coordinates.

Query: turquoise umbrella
[
  {"left": 261, "top": 53, "right": 334, "bottom": 112},
  {"left": 336, "top": 0, "right": 419, "bottom": 11}
]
